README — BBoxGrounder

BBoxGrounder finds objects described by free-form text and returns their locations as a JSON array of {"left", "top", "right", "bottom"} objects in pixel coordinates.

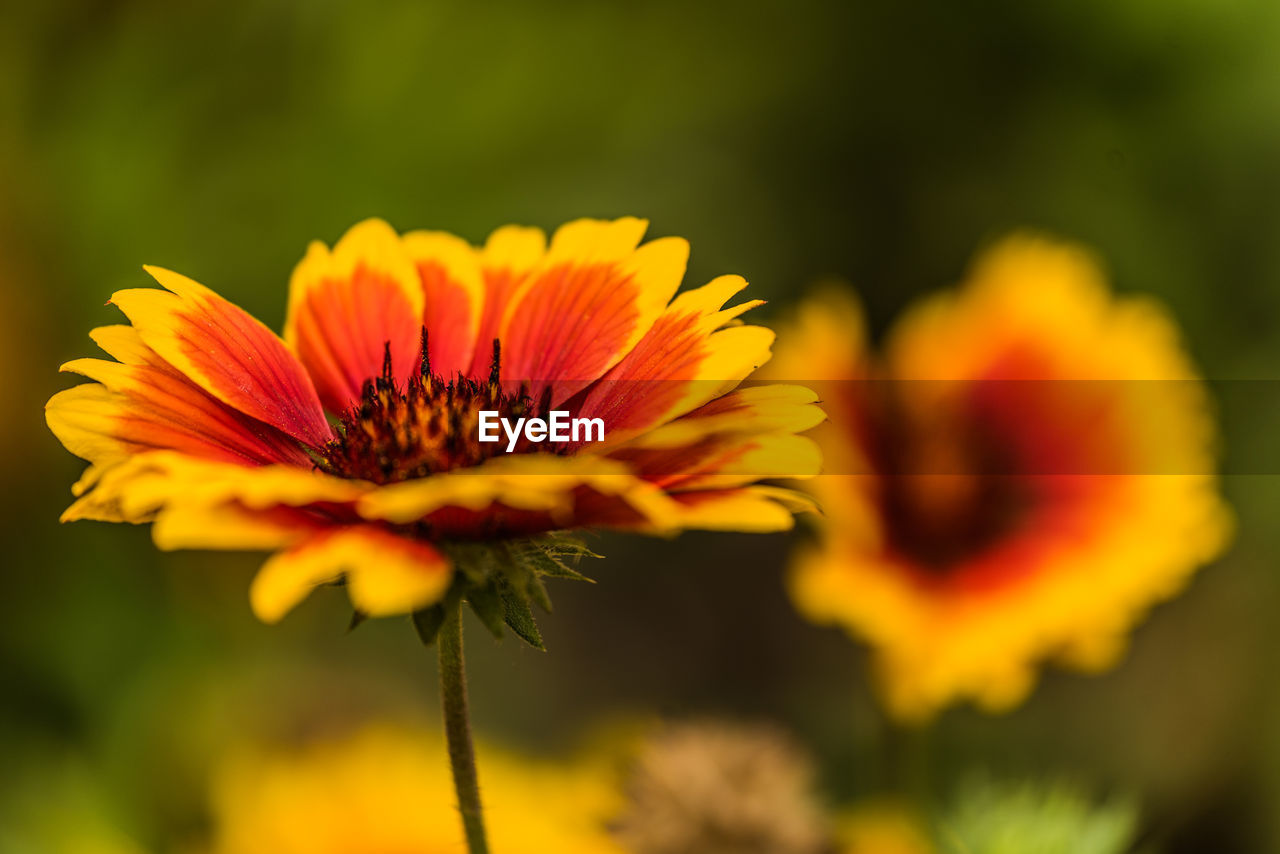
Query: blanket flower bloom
[
  {"left": 770, "top": 236, "right": 1231, "bottom": 722},
  {"left": 46, "top": 217, "right": 820, "bottom": 624},
  {"left": 207, "top": 726, "right": 624, "bottom": 854},
  {"left": 47, "top": 216, "right": 820, "bottom": 854}
]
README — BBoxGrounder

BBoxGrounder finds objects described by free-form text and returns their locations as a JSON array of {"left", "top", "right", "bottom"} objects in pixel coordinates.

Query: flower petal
[
  {"left": 469, "top": 225, "right": 547, "bottom": 376},
  {"left": 87, "top": 322, "right": 155, "bottom": 365},
  {"left": 250, "top": 526, "right": 451, "bottom": 623},
  {"left": 401, "top": 230, "right": 486, "bottom": 377},
  {"left": 46, "top": 384, "right": 131, "bottom": 468},
  {"left": 659, "top": 487, "right": 801, "bottom": 532},
  {"left": 60, "top": 451, "right": 368, "bottom": 524},
  {"left": 613, "top": 432, "right": 823, "bottom": 492},
  {"left": 285, "top": 219, "right": 426, "bottom": 412},
  {"left": 54, "top": 326, "right": 310, "bottom": 468},
  {"left": 498, "top": 218, "right": 687, "bottom": 405},
  {"left": 621, "top": 385, "right": 827, "bottom": 450},
  {"left": 152, "top": 502, "right": 316, "bottom": 551},
  {"left": 111, "top": 267, "right": 331, "bottom": 447},
  {"left": 602, "top": 385, "right": 825, "bottom": 491},
  {"left": 577, "top": 275, "right": 776, "bottom": 444},
  {"left": 356, "top": 453, "right": 658, "bottom": 525},
  {"left": 762, "top": 285, "right": 867, "bottom": 382}
]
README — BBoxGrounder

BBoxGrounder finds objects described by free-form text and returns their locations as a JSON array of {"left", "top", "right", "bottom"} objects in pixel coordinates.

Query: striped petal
[
  {"left": 356, "top": 453, "right": 662, "bottom": 526},
  {"left": 285, "top": 219, "right": 426, "bottom": 412},
  {"left": 59, "top": 451, "right": 369, "bottom": 525},
  {"left": 577, "top": 275, "right": 775, "bottom": 443},
  {"left": 642, "top": 385, "right": 826, "bottom": 444},
  {"left": 112, "top": 268, "right": 330, "bottom": 447},
  {"left": 401, "top": 230, "right": 486, "bottom": 377},
  {"left": 584, "top": 484, "right": 810, "bottom": 534},
  {"left": 613, "top": 431, "right": 823, "bottom": 492},
  {"left": 468, "top": 225, "right": 547, "bottom": 376},
  {"left": 51, "top": 325, "right": 310, "bottom": 469},
  {"left": 250, "top": 526, "right": 452, "bottom": 623},
  {"left": 664, "top": 487, "right": 804, "bottom": 532},
  {"left": 497, "top": 218, "right": 687, "bottom": 406}
]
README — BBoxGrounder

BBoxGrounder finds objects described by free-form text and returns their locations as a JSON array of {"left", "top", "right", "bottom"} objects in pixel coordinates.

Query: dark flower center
[
  {"left": 869, "top": 386, "right": 1032, "bottom": 573},
  {"left": 317, "top": 333, "right": 539, "bottom": 484}
]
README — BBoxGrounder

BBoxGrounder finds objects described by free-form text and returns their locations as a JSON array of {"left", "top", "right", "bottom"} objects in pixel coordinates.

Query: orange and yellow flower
[
  {"left": 772, "top": 236, "right": 1232, "bottom": 721},
  {"left": 206, "top": 726, "right": 624, "bottom": 854},
  {"left": 47, "top": 218, "right": 820, "bottom": 622}
]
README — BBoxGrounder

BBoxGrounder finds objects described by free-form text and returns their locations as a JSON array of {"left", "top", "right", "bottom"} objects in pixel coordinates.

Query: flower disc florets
[{"left": 318, "top": 335, "right": 540, "bottom": 484}]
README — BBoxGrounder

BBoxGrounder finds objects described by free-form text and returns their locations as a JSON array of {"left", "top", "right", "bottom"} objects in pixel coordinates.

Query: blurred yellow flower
[
  {"left": 206, "top": 726, "right": 625, "bottom": 854},
  {"left": 772, "top": 236, "right": 1232, "bottom": 721},
  {"left": 837, "top": 802, "right": 933, "bottom": 854}
]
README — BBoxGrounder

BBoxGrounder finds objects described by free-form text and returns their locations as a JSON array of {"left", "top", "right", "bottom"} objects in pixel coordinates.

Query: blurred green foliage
[
  {"left": 4, "top": 0, "right": 1280, "bottom": 851},
  {"left": 938, "top": 778, "right": 1140, "bottom": 854}
]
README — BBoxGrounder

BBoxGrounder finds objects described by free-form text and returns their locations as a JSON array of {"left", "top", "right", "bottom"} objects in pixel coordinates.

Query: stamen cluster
[{"left": 319, "top": 333, "right": 534, "bottom": 484}]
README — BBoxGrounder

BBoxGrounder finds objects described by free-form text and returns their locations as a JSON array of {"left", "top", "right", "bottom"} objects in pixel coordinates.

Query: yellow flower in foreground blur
[
  {"left": 772, "top": 236, "right": 1231, "bottom": 721},
  {"left": 838, "top": 803, "right": 933, "bottom": 854},
  {"left": 46, "top": 218, "right": 820, "bottom": 624},
  {"left": 207, "top": 727, "right": 623, "bottom": 854}
]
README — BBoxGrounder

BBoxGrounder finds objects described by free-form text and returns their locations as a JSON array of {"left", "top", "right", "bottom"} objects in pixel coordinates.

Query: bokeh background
[{"left": 3, "top": 0, "right": 1280, "bottom": 850}]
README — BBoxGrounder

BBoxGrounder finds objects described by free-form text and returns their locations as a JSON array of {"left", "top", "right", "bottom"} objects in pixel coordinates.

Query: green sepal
[
  {"left": 347, "top": 609, "right": 369, "bottom": 633},
  {"left": 538, "top": 535, "right": 604, "bottom": 560},
  {"left": 446, "top": 543, "right": 504, "bottom": 586},
  {"left": 425, "top": 534, "right": 602, "bottom": 651},
  {"left": 525, "top": 573, "right": 553, "bottom": 613},
  {"left": 517, "top": 537, "right": 598, "bottom": 583},
  {"left": 522, "top": 547, "right": 595, "bottom": 583},
  {"left": 412, "top": 602, "right": 447, "bottom": 647},
  {"left": 500, "top": 583, "right": 545, "bottom": 650},
  {"left": 465, "top": 581, "right": 506, "bottom": 640},
  {"left": 499, "top": 549, "right": 539, "bottom": 606}
]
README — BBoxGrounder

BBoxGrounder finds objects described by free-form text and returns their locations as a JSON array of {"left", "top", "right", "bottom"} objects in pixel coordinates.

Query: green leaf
[
  {"left": 412, "top": 603, "right": 447, "bottom": 647},
  {"left": 500, "top": 583, "right": 545, "bottom": 650}
]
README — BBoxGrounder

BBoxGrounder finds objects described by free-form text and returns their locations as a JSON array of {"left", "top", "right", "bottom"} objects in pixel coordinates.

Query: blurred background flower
[
  {"left": 611, "top": 720, "right": 831, "bottom": 854},
  {"left": 202, "top": 725, "right": 622, "bottom": 854},
  {"left": 838, "top": 802, "right": 934, "bottom": 854},
  {"left": 774, "top": 236, "right": 1231, "bottom": 720},
  {"left": 6, "top": 0, "right": 1280, "bottom": 851}
]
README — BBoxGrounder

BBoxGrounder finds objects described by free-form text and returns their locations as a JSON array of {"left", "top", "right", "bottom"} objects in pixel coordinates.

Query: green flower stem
[{"left": 439, "top": 599, "right": 490, "bottom": 854}]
